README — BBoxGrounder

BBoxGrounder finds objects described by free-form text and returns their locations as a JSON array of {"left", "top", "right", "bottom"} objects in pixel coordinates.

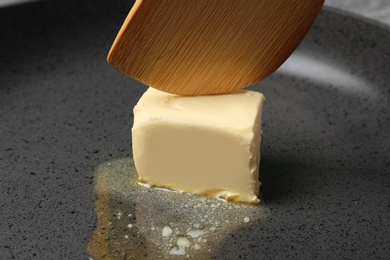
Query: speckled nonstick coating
[{"left": 0, "top": 1, "right": 389, "bottom": 259}]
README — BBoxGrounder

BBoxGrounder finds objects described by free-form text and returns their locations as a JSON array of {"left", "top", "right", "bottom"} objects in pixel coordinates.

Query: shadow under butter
[{"left": 88, "top": 158, "right": 270, "bottom": 259}]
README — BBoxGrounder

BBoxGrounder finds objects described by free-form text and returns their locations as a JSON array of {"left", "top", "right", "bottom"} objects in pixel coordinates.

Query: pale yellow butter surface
[{"left": 132, "top": 88, "right": 265, "bottom": 203}]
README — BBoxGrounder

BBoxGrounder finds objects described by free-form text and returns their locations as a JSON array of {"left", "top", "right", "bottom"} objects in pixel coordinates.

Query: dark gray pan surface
[{"left": 1, "top": 1, "right": 389, "bottom": 259}]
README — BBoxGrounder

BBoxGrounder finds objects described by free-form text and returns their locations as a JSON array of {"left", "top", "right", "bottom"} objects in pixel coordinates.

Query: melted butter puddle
[{"left": 88, "top": 158, "right": 270, "bottom": 259}]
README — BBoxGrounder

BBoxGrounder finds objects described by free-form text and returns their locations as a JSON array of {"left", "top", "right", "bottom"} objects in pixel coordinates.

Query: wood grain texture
[{"left": 108, "top": 0, "right": 324, "bottom": 96}]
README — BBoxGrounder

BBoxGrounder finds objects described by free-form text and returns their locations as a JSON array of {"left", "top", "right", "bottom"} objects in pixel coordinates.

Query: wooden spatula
[{"left": 108, "top": 0, "right": 324, "bottom": 96}]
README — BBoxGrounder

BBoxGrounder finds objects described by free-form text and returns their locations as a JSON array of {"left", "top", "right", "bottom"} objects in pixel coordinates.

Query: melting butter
[{"left": 88, "top": 158, "right": 269, "bottom": 259}]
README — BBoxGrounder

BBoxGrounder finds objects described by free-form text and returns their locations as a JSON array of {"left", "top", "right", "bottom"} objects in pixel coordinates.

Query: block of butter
[{"left": 132, "top": 88, "right": 265, "bottom": 203}]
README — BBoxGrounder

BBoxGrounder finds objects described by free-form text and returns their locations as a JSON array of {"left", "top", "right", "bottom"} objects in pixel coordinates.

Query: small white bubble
[
  {"left": 169, "top": 247, "right": 185, "bottom": 256},
  {"left": 124, "top": 235, "right": 129, "bottom": 239},
  {"left": 244, "top": 217, "right": 250, "bottom": 223},
  {"left": 177, "top": 237, "right": 191, "bottom": 247},
  {"left": 187, "top": 229, "right": 205, "bottom": 238},
  {"left": 162, "top": 226, "right": 173, "bottom": 237},
  {"left": 127, "top": 224, "right": 133, "bottom": 228}
]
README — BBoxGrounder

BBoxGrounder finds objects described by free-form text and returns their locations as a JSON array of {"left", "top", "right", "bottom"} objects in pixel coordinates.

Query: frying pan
[{"left": 1, "top": 0, "right": 389, "bottom": 259}]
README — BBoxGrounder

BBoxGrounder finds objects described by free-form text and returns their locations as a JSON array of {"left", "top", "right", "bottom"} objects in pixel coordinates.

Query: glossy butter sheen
[{"left": 132, "top": 88, "right": 265, "bottom": 203}]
